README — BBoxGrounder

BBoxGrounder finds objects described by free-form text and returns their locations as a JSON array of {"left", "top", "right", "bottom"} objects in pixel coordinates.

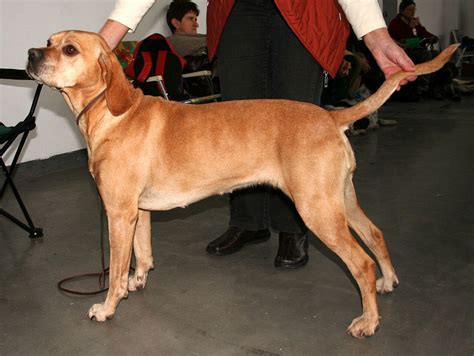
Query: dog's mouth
[
  {"left": 26, "top": 58, "right": 62, "bottom": 90},
  {"left": 26, "top": 62, "right": 40, "bottom": 81}
]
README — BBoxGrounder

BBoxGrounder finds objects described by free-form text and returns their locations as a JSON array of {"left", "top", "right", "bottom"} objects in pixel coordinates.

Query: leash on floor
[
  {"left": 57, "top": 198, "right": 109, "bottom": 295},
  {"left": 57, "top": 197, "right": 134, "bottom": 295}
]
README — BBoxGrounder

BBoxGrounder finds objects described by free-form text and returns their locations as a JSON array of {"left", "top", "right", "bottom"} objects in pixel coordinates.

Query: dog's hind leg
[
  {"left": 294, "top": 192, "right": 380, "bottom": 338},
  {"left": 128, "top": 209, "right": 154, "bottom": 292},
  {"left": 88, "top": 204, "right": 137, "bottom": 322},
  {"left": 344, "top": 178, "right": 399, "bottom": 294}
]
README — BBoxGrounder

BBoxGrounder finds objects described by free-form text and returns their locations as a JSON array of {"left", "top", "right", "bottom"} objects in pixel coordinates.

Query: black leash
[
  {"left": 57, "top": 197, "right": 109, "bottom": 295},
  {"left": 57, "top": 195, "right": 135, "bottom": 296}
]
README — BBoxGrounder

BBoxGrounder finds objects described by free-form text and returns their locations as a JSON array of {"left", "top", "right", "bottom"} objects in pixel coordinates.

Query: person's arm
[
  {"left": 338, "top": 0, "right": 416, "bottom": 87},
  {"left": 99, "top": 20, "right": 131, "bottom": 49},
  {"left": 337, "top": 0, "right": 386, "bottom": 39},
  {"left": 98, "top": 0, "right": 156, "bottom": 49}
]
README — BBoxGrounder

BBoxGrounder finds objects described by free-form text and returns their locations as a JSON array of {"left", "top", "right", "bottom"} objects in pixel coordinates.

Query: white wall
[
  {"left": 410, "top": 0, "right": 461, "bottom": 48},
  {"left": 0, "top": 0, "right": 467, "bottom": 164},
  {"left": 0, "top": 0, "right": 207, "bottom": 164},
  {"left": 459, "top": 0, "right": 474, "bottom": 37}
]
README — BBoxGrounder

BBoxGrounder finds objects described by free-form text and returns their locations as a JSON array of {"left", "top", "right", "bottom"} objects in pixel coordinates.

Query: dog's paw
[
  {"left": 376, "top": 274, "right": 399, "bottom": 294},
  {"left": 346, "top": 315, "right": 380, "bottom": 338},
  {"left": 128, "top": 273, "right": 148, "bottom": 292},
  {"left": 88, "top": 303, "right": 114, "bottom": 322}
]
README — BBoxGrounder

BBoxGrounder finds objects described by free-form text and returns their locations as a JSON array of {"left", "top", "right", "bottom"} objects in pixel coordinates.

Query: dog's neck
[
  {"left": 61, "top": 86, "right": 103, "bottom": 113},
  {"left": 74, "top": 89, "right": 106, "bottom": 125},
  {"left": 60, "top": 86, "right": 108, "bottom": 128}
]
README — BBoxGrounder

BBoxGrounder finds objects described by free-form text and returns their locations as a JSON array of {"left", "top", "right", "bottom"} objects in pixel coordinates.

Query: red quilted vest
[{"left": 206, "top": 0, "right": 350, "bottom": 78}]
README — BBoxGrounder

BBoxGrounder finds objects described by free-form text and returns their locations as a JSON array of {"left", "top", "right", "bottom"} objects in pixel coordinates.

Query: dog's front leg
[
  {"left": 88, "top": 207, "right": 137, "bottom": 322},
  {"left": 128, "top": 209, "right": 154, "bottom": 292}
]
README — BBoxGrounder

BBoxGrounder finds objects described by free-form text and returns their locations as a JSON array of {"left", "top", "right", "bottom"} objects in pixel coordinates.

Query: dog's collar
[{"left": 75, "top": 89, "right": 106, "bottom": 125}]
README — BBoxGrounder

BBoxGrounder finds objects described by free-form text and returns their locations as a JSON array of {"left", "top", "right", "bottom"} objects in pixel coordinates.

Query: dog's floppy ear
[{"left": 99, "top": 50, "right": 133, "bottom": 116}]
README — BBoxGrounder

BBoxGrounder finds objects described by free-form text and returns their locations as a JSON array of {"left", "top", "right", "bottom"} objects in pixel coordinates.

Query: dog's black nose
[{"left": 28, "top": 48, "right": 43, "bottom": 62}]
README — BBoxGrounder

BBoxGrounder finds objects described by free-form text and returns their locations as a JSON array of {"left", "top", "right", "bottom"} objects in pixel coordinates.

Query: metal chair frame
[
  {"left": 0, "top": 69, "right": 43, "bottom": 238},
  {"left": 450, "top": 30, "right": 474, "bottom": 68},
  {"left": 148, "top": 70, "right": 221, "bottom": 103}
]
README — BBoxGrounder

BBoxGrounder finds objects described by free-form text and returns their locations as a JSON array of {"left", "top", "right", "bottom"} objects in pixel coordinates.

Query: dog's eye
[
  {"left": 46, "top": 40, "right": 51, "bottom": 47},
  {"left": 63, "top": 45, "right": 78, "bottom": 56}
]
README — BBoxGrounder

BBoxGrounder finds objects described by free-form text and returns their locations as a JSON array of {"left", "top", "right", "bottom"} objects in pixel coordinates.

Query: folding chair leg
[
  {"left": 1, "top": 131, "right": 29, "bottom": 195},
  {"left": 0, "top": 158, "right": 43, "bottom": 238}
]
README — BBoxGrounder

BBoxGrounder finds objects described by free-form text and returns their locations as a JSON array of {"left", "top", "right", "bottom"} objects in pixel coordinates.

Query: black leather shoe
[
  {"left": 206, "top": 226, "right": 271, "bottom": 256},
  {"left": 274, "top": 232, "right": 309, "bottom": 269}
]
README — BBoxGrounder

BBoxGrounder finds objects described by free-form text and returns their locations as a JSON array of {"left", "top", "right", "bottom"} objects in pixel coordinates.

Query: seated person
[
  {"left": 166, "top": 0, "right": 207, "bottom": 58},
  {"left": 322, "top": 30, "right": 397, "bottom": 132},
  {"left": 321, "top": 54, "right": 353, "bottom": 106},
  {"left": 388, "top": 0, "right": 438, "bottom": 99},
  {"left": 332, "top": 51, "right": 372, "bottom": 103},
  {"left": 388, "top": 0, "right": 438, "bottom": 48},
  {"left": 166, "top": 0, "right": 218, "bottom": 96},
  {"left": 344, "top": 30, "right": 385, "bottom": 93},
  {"left": 322, "top": 30, "right": 379, "bottom": 106}
]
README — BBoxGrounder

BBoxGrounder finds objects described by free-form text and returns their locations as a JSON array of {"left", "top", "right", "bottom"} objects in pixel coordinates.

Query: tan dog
[{"left": 26, "top": 31, "right": 457, "bottom": 338}]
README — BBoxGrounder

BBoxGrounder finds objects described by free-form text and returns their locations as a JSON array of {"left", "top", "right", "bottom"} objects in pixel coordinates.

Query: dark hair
[
  {"left": 166, "top": 0, "right": 200, "bottom": 33},
  {"left": 399, "top": 0, "right": 416, "bottom": 12}
]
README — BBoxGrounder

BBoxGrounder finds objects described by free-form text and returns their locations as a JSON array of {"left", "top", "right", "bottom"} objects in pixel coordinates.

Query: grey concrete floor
[{"left": 1, "top": 96, "right": 473, "bottom": 355}]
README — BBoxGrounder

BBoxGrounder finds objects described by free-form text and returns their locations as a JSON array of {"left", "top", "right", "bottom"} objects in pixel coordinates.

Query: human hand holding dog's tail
[{"left": 331, "top": 44, "right": 460, "bottom": 128}]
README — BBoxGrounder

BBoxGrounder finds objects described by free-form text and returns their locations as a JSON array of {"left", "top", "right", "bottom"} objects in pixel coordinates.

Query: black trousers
[{"left": 217, "top": 0, "right": 324, "bottom": 234}]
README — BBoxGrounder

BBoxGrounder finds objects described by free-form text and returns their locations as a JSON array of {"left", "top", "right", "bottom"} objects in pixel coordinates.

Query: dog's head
[{"left": 27, "top": 30, "right": 133, "bottom": 116}]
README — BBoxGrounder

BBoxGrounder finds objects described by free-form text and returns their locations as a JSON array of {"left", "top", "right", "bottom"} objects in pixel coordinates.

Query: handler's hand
[{"left": 363, "top": 28, "right": 416, "bottom": 90}]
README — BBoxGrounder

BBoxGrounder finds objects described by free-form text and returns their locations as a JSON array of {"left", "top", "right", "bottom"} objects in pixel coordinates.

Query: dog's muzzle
[{"left": 26, "top": 48, "right": 44, "bottom": 78}]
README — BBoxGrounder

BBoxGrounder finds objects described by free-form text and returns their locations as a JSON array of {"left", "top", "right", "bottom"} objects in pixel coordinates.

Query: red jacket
[{"left": 206, "top": 0, "right": 350, "bottom": 78}]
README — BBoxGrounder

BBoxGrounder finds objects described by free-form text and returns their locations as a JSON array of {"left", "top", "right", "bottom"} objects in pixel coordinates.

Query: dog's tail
[{"left": 330, "top": 44, "right": 459, "bottom": 128}]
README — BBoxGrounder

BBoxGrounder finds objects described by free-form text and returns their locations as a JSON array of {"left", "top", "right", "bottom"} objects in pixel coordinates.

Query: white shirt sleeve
[
  {"left": 108, "top": 0, "right": 157, "bottom": 32},
  {"left": 337, "top": 0, "right": 387, "bottom": 38}
]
